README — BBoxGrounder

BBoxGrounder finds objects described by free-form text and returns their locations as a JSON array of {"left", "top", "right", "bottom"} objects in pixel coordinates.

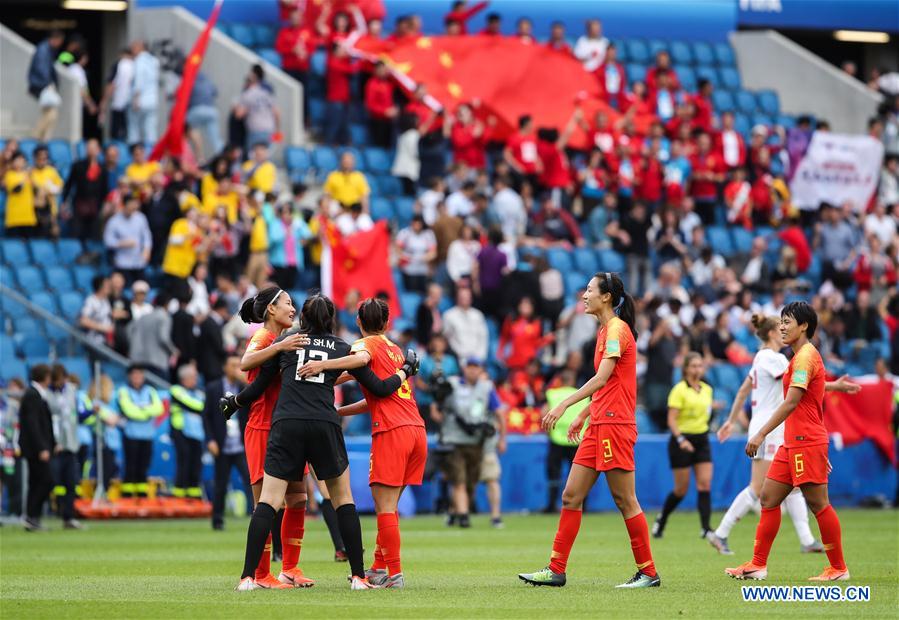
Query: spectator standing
[
  {"left": 63, "top": 138, "right": 107, "bottom": 241},
  {"left": 66, "top": 51, "right": 99, "bottom": 139},
  {"left": 187, "top": 71, "right": 223, "bottom": 160},
  {"left": 130, "top": 280, "right": 153, "bottom": 321},
  {"left": 127, "top": 294, "right": 175, "bottom": 379},
  {"left": 644, "top": 316, "right": 678, "bottom": 430},
  {"left": 445, "top": 103, "right": 488, "bottom": 171},
  {"left": 275, "top": 10, "right": 317, "bottom": 123},
  {"left": 611, "top": 201, "right": 651, "bottom": 294},
  {"left": 542, "top": 370, "right": 588, "bottom": 513},
  {"left": 479, "top": 399, "right": 507, "bottom": 529},
  {"left": 197, "top": 298, "right": 230, "bottom": 382},
  {"left": 3, "top": 152, "right": 38, "bottom": 238},
  {"left": 0, "top": 378, "right": 25, "bottom": 518},
  {"left": 129, "top": 40, "right": 161, "bottom": 145},
  {"left": 595, "top": 43, "right": 626, "bottom": 109},
  {"left": 117, "top": 366, "right": 164, "bottom": 498},
  {"left": 162, "top": 208, "right": 204, "bottom": 292},
  {"left": 324, "top": 43, "right": 357, "bottom": 145},
  {"left": 573, "top": 19, "right": 608, "bottom": 72},
  {"left": 864, "top": 199, "right": 897, "bottom": 247},
  {"left": 504, "top": 115, "right": 542, "bottom": 189},
  {"left": 364, "top": 61, "right": 398, "bottom": 148},
  {"left": 27, "top": 30, "right": 65, "bottom": 141},
  {"left": 323, "top": 151, "right": 371, "bottom": 210},
  {"left": 264, "top": 200, "right": 313, "bottom": 290},
  {"left": 237, "top": 65, "right": 280, "bottom": 152},
  {"left": 30, "top": 146, "right": 64, "bottom": 237},
  {"left": 18, "top": 365, "right": 55, "bottom": 531},
  {"left": 475, "top": 228, "right": 509, "bottom": 318},
  {"left": 545, "top": 21, "right": 572, "bottom": 54},
  {"left": 391, "top": 113, "right": 421, "bottom": 195},
  {"left": 169, "top": 365, "right": 206, "bottom": 501},
  {"left": 689, "top": 132, "right": 726, "bottom": 226},
  {"left": 445, "top": 223, "right": 480, "bottom": 286},
  {"left": 817, "top": 204, "right": 858, "bottom": 288},
  {"left": 104, "top": 195, "right": 152, "bottom": 284},
  {"left": 498, "top": 297, "right": 552, "bottom": 371},
  {"left": 144, "top": 173, "right": 180, "bottom": 267},
  {"left": 396, "top": 215, "right": 437, "bottom": 292},
  {"left": 203, "top": 355, "right": 252, "bottom": 530},
  {"left": 108, "top": 272, "right": 132, "bottom": 355},
  {"left": 415, "top": 283, "right": 444, "bottom": 346},
  {"left": 48, "top": 365, "right": 82, "bottom": 529},
  {"left": 100, "top": 48, "right": 134, "bottom": 141},
  {"left": 242, "top": 143, "right": 278, "bottom": 195},
  {"left": 489, "top": 175, "right": 527, "bottom": 244},
  {"left": 443, "top": 1, "right": 488, "bottom": 34},
  {"left": 443, "top": 287, "right": 489, "bottom": 361},
  {"left": 79, "top": 276, "right": 114, "bottom": 353}
]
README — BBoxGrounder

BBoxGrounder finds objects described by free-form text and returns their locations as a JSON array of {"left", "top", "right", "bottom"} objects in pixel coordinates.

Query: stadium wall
[
  {"left": 0, "top": 23, "right": 82, "bottom": 142},
  {"left": 128, "top": 5, "right": 304, "bottom": 148},
  {"left": 731, "top": 29, "right": 883, "bottom": 134}
]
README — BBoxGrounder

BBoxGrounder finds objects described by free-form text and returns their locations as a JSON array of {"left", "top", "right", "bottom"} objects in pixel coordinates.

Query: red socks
[
  {"left": 752, "top": 506, "right": 782, "bottom": 567},
  {"left": 281, "top": 506, "right": 306, "bottom": 571},
  {"left": 814, "top": 505, "right": 847, "bottom": 571},
  {"left": 377, "top": 512, "right": 402, "bottom": 575},
  {"left": 549, "top": 508, "right": 582, "bottom": 574},
  {"left": 624, "top": 513, "right": 657, "bottom": 577},
  {"left": 254, "top": 533, "right": 272, "bottom": 580}
]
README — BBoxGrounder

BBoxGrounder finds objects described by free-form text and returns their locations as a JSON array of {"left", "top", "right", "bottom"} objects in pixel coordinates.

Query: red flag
[
  {"left": 824, "top": 378, "right": 895, "bottom": 464},
  {"left": 321, "top": 220, "right": 400, "bottom": 319},
  {"left": 355, "top": 35, "right": 654, "bottom": 149},
  {"left": 150, "top": 0, "right": 223, "bottom": 161}
]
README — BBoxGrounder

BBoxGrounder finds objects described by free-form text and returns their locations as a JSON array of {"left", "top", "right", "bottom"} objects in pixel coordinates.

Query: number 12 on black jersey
[{"left": 295, "top": 349, "right": 328, "bottom": 383}]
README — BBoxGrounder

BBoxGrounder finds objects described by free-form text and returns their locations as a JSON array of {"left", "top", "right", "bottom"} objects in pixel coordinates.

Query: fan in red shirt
[
  {"left": 728, "top": 302, "right": 849, "bottom": 582},
  {"left": 723, "top": 167, "right": 753, "bottom": 228},
  {"left": 778, "top": 218, "right": 812, "bottom": 272},
  {"left": 546, "top": 21, "right": 572, "bottom": 55},
  {"left": 689, "top": 132, "right": 726, "bottom": 225},
  {"left": 516, "top": 17, "right": 536, "bottom": 44},
  {"left": 520, "top": 273, "right": 658, "bottom": 588},
  {"left": 444, "top": 103, "right": 488, "bottom": 170},
  {"left": 443, "top": 0, "right": 488, "bottom": 35},
  {"left": 275, "top": 10, "right": 320, "bottom": 121},
  {"left": 536, "top": 111, "right": 578, "bottom": 197},
  {"left": 237, "top": 288, "right": 314, "bottom": 589},
  {"left": 405, "top": 84, "right": 443, "bottom": 136},
  {"left": 646, "top": 50, "right": 680, "bottom": 95},
  {"left": 364, "top": 61, "right": 398, "bottom": 148},
  {"left": 480, "top": 12, "right": 502, "bottom": 36},
  {"left": 324, "top": 43, "right": 357, "bottom": 145},
  {"left": 498, "top": 297, "right": 555, "bottom": 371},
  {"left": 595, "top": 43, "right": 627, "bottom": 110},
  {"left": 300, "top": 298, "right": 425, "bottom": 589},
  {"left": 504, "top": 114, "right": 543, "bottom": 188},
  {"left": 576, "top": 111, "right": 621, "bottom": 167},
  {"left": 637, "top": 148, "right": 664, "bottom": 207},
  {"left": 715, "top": 111, "right": 747, "bottom": 170},
  {"left": 691, "top": 79, "right": 714, "bottom": 133},
  {"left": 621, "top": 81, "right": 654, "bottom": 118}
]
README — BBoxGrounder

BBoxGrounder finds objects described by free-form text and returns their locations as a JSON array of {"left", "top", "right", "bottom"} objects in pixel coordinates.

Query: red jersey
[
  {"left": 246, "top": 329, "right": 281, "bottom": 430},
  {"left": 274, "top": 27, "right": 318, "bottom": 72},
  {"left": 498, "top": 317, "right": 549, "bottom": 369},
  {"left": 691, "top": 94, "right": 713, "bottom": 132},
  {"left": 364, "top": 76, "right": 395, "bottom": 119},
  {"left": 451, "top": 123, "right": 487, "bottom": 169},
  {"left": 689, "top": 150, "right": 725, "bottom": 200},
  {"left": 537, "top": 140, "right": 570, "bottom": 188},
  {"left": 507, "top": 132, "right": 540, "bottom": 174},
  {"left": 443, "top": 1, "right": 488, "bottom": 34},
  {"left": 405, "top": 100, "right": 442, "bottom": 134},
  {"left": 590, "top": 316, "right": 636, "bottom": 425},
  {"left": 782, "top": 343, "right": 828, "bottom": 448},
  {"left": 326, "top": 55, "right": 356, "bottom": 102},
  {"left": 351, "top": 335, "right": 423, "bottom": 434}
]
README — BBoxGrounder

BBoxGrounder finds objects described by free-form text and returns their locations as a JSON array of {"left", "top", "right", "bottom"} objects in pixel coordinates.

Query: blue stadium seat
[
  {"left": 0, "top": 265, "right": 11, "bottom": 287},
  {"left": 363, "top": 147, "right": 392, "bottom": 175},
  {"left": 393, "top": 197, "right": 416, "bottom": 227},
  {"left": 731, "top": 228, "right": 754, "bottom": 254},
  {"left": 285, "top": 146, "right": 311, "bottom": 172},
  {"left": 258, "top": 48, "right": 281, "bottom": 68},
  {"left": 56, "top": 239, "right": 83, "bottom": 263},
  {"left": 626, "top": 40, "right": 650, "bottom": 64},
  {"left": 573, "top": 247, "right": 599, "bottom": 274},
  {"left": 692, "top": 42, "right": 715, "bottom": 66},
  {"left": 44, "top": 265, "right": 74, "bottom": 291},
  {"left": 714, "top": 42, "right": 736, "bottom": 66},
  {"left": 647, "top": 39, "right": 668, "bottom": 58},
  {"left": 626, "top": 63, "right": 646, "bottom": 85},
  {"left": 597, "top": 249, "right": 625, "bottom": 274},
  {"left": 15, "top": 335, "right": 49, "bottom": 359},
  {"left": 712, "top": 363, "right": 742, "bottom": 390},
  {"left": 29, "top": 239, "right": 57, "bottom": 264},
  {"left": 611, "top": 39, "right": 628, "bottom": 62},
  {"left": 72, "top": 265, "right": 96, "bottom": 292},
  {"left": 48, "top": 139, "right": 72, "bottom": 171},
  {"left": 0, "top": 293, "right": 28, "bottom": 315},
  {"left": 229, "top": 23, "right": 256, "bottom": 48},
  {"left": 706, "top": 226, "right": 732, "bottom": 257},
  {"left": 366, "top": 175, "right": 382, "bottom": 196},
  {"left": 349, "top": 124, "right": 369, "bottom": 146},
  {"left": 1, "top": 338, "right": 17, "bottom": 361},
  {"left": 311, "top": 145, "right": 338, "bottom": 172},
  {"left": 29, "top": 290, "right": 58, "bottom": 313},
  {"left": 546, "top": 248, "right": 574, "bottom": 272},
  {"left": 776, "top": 114, "right": 796, "bottom": 129},
  {"left": 217, "top": 23, "right": 233, "bottom": 37},
  {"left": 12, "top": 316, "right": 42, "bottom": 338},
  {"left": 307, "top": 97, "right": 326, "bottom": 126},
  {"left": 370, "top": 197, "right": 394, "bottom": 222},
  {"left": 311, "top": 50, "right": 327, "bottom": 76},
  {"left": 733, "top": 113, "right": 751, "bottom": 135},
  {"left": 674, "top": 65, "right": 696, "bottom": 92},
  {"left": 340, "top": 147, "right": 365, "bottom": 170},
  {"left": 564, "top": 270, "right": 586, "bottom": 295},
  {"left": 1, "top": 239, "right": 29, "bottom": 265},
  {"left": 58, "top": 357, "right": 92, "bottom": 386},
  {"left": 0, "top": 359, "right": 27, "bottom": 382},
  {"left": 399, "top": 292, "right": 422, "bottom": 319},
  {"left": 58, "top": 291, "right": 84, "bottom": 320},
  {"left": 18, "top": 139, "right": 39, "bottom": 163},
  {"left": 756, "top": 90, "right": 780, "bottom": 116},
  {"left": 251, "top": 24, "right": 276, "bottom": 48},
  {"left": 694, "top": 66, "right": 719, "bottom": 88},
  {"left": 669, "top": 41, "right": 693, "bottom": 65},
  {"left": 376, "top": 175, "right": 403, "bottom": 197},
  {"left": 719, "top": 67, "right": 741, "bottom": 91},
  {"left": 14, "top": 265, "right": 45, "bottom": 289},
  {"left": 712, "top": 91, "right": 735, "bottom": 113},
  {"left": 735, "top": 90, "right": 758, "bottom": 115},
  {"left": 751, "top": 113, "right": 774, "bottom": 128}
]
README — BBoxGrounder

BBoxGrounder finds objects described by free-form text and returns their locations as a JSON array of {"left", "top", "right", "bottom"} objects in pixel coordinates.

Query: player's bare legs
[{"left": 607, "top": 469, "right": 660, "bottom": 588}]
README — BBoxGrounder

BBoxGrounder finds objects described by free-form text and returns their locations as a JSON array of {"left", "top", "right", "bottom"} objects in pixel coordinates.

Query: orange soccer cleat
[
  {"left": 725, "top": 562, "right": 768, "bottom": 580},
  {"left": 809, "top": 566, "right": 850, "bottom": 581},
  {"left": 254, "top": 573, "right": 292, "bottom": 589},
  {"left": 278, "top": 568, "right": 315, "bottom": 588}
]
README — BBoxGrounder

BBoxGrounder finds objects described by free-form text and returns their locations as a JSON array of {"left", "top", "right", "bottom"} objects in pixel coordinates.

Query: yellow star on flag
[
  {"left": 189, "top": 53, "right": 201, "bottom": 66},
  {"left": 439, "top": 52, "right": 453, "bottom": 68},
  {"left": 447, "top": 82, "right": 462, "bottom": 98},
  {"left": 416, "top": 37, "right": 432, "bottom": 49},
  {"left": 396, "top": 62, "right": 413, "bottom": 74}
]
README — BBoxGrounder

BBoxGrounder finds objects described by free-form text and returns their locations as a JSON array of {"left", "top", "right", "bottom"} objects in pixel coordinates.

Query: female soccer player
[
  {"left": 300, "top": 297, "right": 428, "bottom": 589},
  {"left": 226, "top": 294, "right": 419, "bottom": 590},
  {"left": 237, "top": 287, "right": 311, "bottom": 588},
  {"left": 726, "top": 302, "right": 850, "bottom": 581},
  {"left": 652, "top": 352, "right": 716, "bottom": 539},
  {"left": 518, "top": 273, "right": 660, "bottom": 589},
  {"left": 709, "top": 314, "right": 859, "bottom": 555}
]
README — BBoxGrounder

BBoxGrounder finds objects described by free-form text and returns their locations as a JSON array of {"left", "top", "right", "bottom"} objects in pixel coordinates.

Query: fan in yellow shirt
[
  {"left": 3, "top": 152, "right": 37, "bottom": 234},
  {"left": 322, "top": 151, "right": 370, "bottom": 209},
  {"left": 201, "top": 177, "right": 240, "bottom": 223},
  {"left": 162, "top": 208, "right": 203, "bottom": 280},
  {"left": 31, "top": 145, "right": 64, "bottom": 235},
  {"left": 241, "top": 143, "right": 277, "bottom": 194},
  {"left": 125, "top": 144, "right": 161, "bottom": 195}
]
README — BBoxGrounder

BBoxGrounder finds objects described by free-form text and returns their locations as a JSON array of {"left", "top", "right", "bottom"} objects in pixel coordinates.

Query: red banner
[
  {"left": 151, "top": 0, "right": 223, "bottom": 161},
  {"left": 824, "top": 379, "right": 895, "bottom": 464}
]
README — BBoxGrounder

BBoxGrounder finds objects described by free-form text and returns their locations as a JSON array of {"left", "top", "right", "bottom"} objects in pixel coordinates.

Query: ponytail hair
[
  {"left": 239, "top": 286, "right": 283, "bottom": 324},
  {"left": 750, "top": 313, "right": 779, "bottom": 342},
  {"left": 299, "top": 293, "right": 336, "bottom": 334},
  {"left": 357, "top": 297, "right": 389, "bottom": 334},
  {"left": 595, "top": 272, "right": 638, "bottom": 337}
]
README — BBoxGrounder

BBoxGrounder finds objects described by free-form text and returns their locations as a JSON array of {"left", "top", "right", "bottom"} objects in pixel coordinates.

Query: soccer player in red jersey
[
  {"left": 519, "top": 273, "right": 660, "bottom": 588},
  {"left": 299, "top": 298, "right": 426, "bottom": 589},
  {"left": 726, "top": 302, "right": 850, "bottom": 582},
  {"left": 237, "top": 287, "right": 312, "bottom": 589}
]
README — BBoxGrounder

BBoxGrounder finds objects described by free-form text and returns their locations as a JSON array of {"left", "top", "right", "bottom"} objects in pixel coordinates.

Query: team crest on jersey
[
  {"left": 606, "top": 339, "right": 620, "bottom": 354},
  {"left": 793, "top": 370, "right": 808, "bottom": 385}
]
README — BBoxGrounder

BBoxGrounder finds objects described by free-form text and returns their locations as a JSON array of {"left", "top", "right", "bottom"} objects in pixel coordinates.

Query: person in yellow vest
[
  {"left": 543, "top": 369, "right": 590, "bottom": 513},
  {"left": 169, "top": 364, "right": 206, "bottom": 501},
  {"left": 30, "top": 145, "right": 64, "bottom": 237},
  {"left": 162, "top": 207, "right": 203, "bottom": 288},
  {"left": 3, "top": 151, "right": 38, "bottom": 237},
  {"left": 202, "top": 175, "right": 241, "bottom": 224},
  {"left": 244, "top": 192, "right": 270, "bottom": 289},
  {"left": 323, "top": 151, "right": 370, "bottom": 210},
  {"left": 117, "top": 365, "right": 164, "bottom": 498},
  {"left": 241, "top": 142, "right": 277, "bottom": 194},
  {"left": 124, "top": 143, "right": 160, "bottom": 199}
]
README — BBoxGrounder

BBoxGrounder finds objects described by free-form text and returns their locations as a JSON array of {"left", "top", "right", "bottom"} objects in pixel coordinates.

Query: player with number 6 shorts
[
  {"left": 299, "top": 298, "right": 426, "bottom": 590},
  {"left": 726, "top": 302, "right": 850, "bottom": 582}
]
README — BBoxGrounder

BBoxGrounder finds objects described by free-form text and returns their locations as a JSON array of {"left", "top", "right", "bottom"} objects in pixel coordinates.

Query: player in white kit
[{"left": 707, "top": 315, "right": 859, "bottom": 555}]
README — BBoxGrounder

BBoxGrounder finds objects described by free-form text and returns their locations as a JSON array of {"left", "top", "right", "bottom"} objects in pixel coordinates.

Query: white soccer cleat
[
  {"left": 350, "top": 576, "right": 380, "bottom": 590},
  {"left": 235, "top": 577, "right": 260, "bottom": 591}
]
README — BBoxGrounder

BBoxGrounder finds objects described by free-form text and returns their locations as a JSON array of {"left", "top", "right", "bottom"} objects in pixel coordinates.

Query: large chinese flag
[
  {"left": 320, "top": 219, "right": 400, "bottom": 319},
  {"left": 150, "top": 0, "right": 223, "bottom": 161},
  {"left": 824, "top": 378, "right": 895, "bottom": 464},
  {"left": 356, "top": 35, "right": 653, "bottom": 148}
]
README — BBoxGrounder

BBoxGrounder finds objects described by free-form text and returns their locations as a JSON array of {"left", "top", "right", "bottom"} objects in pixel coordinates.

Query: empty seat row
[
  {"left": 285, "top": 145, "right": 394, "bottom": 175},
  {"left": 613, "top": 39, "right": 735, "bottom": 67},
  {"left": 0, "top": 239, "right": 86, "bottom": 266}
]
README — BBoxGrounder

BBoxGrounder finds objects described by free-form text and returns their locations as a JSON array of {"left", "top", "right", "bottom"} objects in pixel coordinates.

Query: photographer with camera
[{"left": 436, "top": 357, "right": 501, "bottom": 528}]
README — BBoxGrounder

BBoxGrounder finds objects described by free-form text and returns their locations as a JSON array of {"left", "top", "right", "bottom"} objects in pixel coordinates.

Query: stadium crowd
[{"left": 2, "top": 0, "right": 899, "bottom": 525}]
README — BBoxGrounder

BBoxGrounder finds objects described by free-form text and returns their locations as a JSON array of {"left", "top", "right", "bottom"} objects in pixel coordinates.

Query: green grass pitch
[{"left": 1, "top": 509, "right": 897, "bottom": 618}]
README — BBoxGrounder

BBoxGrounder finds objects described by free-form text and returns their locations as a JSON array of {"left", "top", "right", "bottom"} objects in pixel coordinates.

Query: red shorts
[
  {"left": 767, "top": 443, "right": 829, "bottom": 487},
  {"left": 573, "top": 423, "right": 636, "bottom": 472},
  {"left": 245, "top": 425, "right": 308, "bottom": 485},
  {"left": 369, "top": 425, "right": 428, "bottom": 487}
]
